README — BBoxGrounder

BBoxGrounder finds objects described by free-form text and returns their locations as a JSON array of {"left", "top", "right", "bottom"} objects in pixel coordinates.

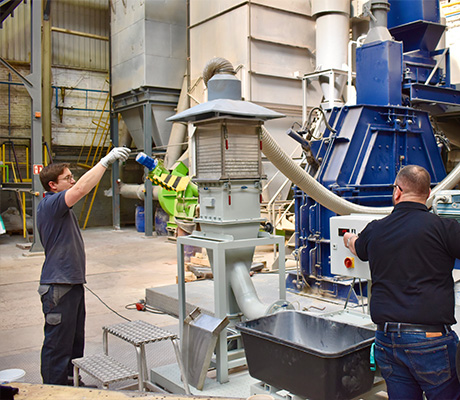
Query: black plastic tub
[{"left": 236, "top": 311, "right": 375, "bottom": 400}]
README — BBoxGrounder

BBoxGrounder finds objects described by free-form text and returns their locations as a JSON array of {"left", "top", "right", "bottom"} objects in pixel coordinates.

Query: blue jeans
[{"left": 375, "top": 329, "right": 460, "bottom": 399}]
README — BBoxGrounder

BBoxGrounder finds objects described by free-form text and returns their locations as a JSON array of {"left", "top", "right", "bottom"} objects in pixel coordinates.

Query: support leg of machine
[
  {"left": 213, "top": 246, "right": 229, "bottom": 384},
  {"left": 171, "top": 338, "right": 191, "bottom": 395},
  {"left": 103, "top": 329, "right": 108, "bottom": 356},
  {"left": 277, "top": 237, "right": 286, "bottom": 300},
  {"left": 177, "top": 241, "right": 186, "bottom": 339}
]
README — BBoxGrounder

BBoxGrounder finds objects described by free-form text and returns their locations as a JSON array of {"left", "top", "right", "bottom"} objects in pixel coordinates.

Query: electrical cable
[
  {"left": 125, "top": 300, "right": 177, "bottom": 318},
  {"left": 84, "top": 284, "right": 131, "bottom": 322}
]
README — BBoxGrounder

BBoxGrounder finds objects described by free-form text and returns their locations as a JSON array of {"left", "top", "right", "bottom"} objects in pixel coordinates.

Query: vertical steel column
[
  {"left": 42, "top": 0, "right": 52, "bottom": 150},
  {"left": 143, "top": 103, "right": 153, "bottom": 236},
  {"left": 111, "top": 113, "right": 120, "bottom": 229},
  {"left": 29, "top": 0, "right": 44, "bottom": 252},
  {"left": 213, "top": 247, "right": 229, "bottom": 384}
]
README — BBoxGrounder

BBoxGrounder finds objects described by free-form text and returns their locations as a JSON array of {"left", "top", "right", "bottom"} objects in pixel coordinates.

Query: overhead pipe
[{"left": 261, "top": 127, "right": 460, "bottom": 215}]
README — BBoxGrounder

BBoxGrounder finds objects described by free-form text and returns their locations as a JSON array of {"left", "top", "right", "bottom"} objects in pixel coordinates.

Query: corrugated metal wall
[
  {"left": 0, "top": 0, "right": 109, "bottom": 71},
  {"left": 0, "top": 1, "right": 30, "bottom": 62}
]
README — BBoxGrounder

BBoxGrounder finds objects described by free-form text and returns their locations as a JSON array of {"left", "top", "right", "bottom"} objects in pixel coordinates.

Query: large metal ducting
[
  {"left": 110, "top": 0, "right": 187, "bottom": 150},
  {"left": 311, "top": 0, "right": 350, "bottom": 105}
]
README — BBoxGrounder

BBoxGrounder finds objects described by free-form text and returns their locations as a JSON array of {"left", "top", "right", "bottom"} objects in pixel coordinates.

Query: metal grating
[
  {"left": 72, "top": 354, "right": 138, "bottom": 385},
  {"left": 195, "top": 121, "right": 261, "bottom": 181},
  {"left": 103, "top": 320, "right": 177, "bottom": 346}
]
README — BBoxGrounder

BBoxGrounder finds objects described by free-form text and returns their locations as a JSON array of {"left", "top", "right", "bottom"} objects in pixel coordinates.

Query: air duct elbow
[{"left": 228, "top": 262, "right": 267, "bottom": 320}]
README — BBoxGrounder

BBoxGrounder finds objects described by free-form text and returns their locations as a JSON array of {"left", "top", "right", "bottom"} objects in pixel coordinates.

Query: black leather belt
[{"left": 377, "top": 322, "right": 452, "bottom": 333}]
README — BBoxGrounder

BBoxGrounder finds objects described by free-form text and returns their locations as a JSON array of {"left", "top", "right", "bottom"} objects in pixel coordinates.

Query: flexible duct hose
[
  {"left": 426, "top": 161, "right": 460, "bottom": 208},
  {"left": 261, "top": 127, "right": 460, "bottom": 215},
  {"left": 261, "top": 126, "right": 392, "bottom": 215},
  {"left": 202, "top": 57, "right": 235, "bottom": 87}
]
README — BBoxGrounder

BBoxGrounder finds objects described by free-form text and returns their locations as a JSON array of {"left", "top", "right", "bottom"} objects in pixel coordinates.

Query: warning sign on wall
[{"left": 33, "top": 164, "right": 43, "bottom": 175}]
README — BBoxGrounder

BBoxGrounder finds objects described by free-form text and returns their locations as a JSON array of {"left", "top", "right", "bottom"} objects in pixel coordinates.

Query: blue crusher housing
[{"left": 288, "top": 0, "right": 460, "bottom": 302}]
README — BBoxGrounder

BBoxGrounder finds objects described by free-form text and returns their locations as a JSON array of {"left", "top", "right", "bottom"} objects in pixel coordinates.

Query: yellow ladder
[{"left": 77, "top": 79, "right": 111, "bottom": 229}]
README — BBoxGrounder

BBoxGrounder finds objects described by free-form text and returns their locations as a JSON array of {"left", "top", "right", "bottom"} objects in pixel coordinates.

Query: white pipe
[
  {"left": 118, "top": 182, "right": 160, "bottom": 201},
  {"left": 311, "top": 0, "right": 350, "bottom": 103},
  {"left": 164, "top": 75, "right": 189, "bottom": 169},
  {"left": 229, "top": 262, "right": 267, "bottom": 320}
]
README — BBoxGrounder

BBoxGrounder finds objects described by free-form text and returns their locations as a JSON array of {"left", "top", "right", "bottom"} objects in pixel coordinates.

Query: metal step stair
[
  {"left": 72, "top": 354, "right": 138, "bottom": 389},
  {"left": 72, "top": 320, "right": 190, "bottom": 393}
]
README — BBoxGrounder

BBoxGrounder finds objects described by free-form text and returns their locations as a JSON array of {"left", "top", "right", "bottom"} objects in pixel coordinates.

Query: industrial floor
[{"left": 2, "top": 226, "right": 459, "bottom": 399}]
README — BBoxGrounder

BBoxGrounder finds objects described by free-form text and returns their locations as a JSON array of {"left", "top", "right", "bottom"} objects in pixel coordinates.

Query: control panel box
[{"left": 330, "top": 214, "right": 385, "bottom": 280}]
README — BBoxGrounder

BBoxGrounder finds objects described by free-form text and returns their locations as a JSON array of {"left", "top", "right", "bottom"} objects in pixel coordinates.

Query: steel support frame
[
  {"left": 176, "top": 233, "right": 286, "bottom": 384},
  {"left": 302, "top": 69, "right": 348, "bottom": 121},
  {"left": 1, "top": 0, "right": 43, "bottom": 250}
]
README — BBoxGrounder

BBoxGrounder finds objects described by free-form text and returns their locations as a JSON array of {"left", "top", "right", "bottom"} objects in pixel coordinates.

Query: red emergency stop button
[{"left": 344, "top": 257, "right": 355, "bottom": 269}]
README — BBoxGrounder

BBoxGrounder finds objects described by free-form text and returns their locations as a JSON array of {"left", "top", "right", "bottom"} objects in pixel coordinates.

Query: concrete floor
[
  {"left": 0, "top": 227, "right": 181, "bottom": 387},
  {"left": 11, "top": 226, "right": 456, "bottom": 398}
]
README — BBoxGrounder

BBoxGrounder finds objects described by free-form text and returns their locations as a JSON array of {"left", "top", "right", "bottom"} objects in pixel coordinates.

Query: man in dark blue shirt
[
  {"left": 343, "top": 165, "right": 460, "bottom": 399},
  {"left": 37, "top": 147, "right": 130, "bottom": 386}
]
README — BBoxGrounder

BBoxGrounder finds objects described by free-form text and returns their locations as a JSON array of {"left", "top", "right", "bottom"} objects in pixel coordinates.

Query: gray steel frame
[
  {"left": 1, "top": 0, "right": 43, "bottom": 251},
  {"left": 176, "top": 232, "right": 286, "bottom": 384}
]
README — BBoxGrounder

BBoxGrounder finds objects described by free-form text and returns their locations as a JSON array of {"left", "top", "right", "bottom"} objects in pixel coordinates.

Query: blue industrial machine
[{"left": 288, "top": 0, "right": 460, "bottom": 301}]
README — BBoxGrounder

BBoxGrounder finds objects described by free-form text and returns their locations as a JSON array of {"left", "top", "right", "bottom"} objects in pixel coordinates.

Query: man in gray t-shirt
[{"left": 37, "top": 147, "right": 130, "bottom": 386}]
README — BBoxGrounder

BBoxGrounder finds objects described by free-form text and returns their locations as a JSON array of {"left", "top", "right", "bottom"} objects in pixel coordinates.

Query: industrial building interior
[{"left": 1, "top": 0, "right": 460, "bottom": 399}]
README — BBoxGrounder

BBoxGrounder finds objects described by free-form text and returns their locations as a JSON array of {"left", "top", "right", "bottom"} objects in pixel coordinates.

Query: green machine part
[{"left": 147, "top": 160, "right": 198, "bottom": 228}]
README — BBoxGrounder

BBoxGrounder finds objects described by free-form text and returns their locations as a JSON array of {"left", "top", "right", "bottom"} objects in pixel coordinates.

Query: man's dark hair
[
  {"left": 39, "top": 163, "right": 70, "bottom": 191},
  {"left": 396, "top": 165, "right": 431, "bottom": 198}
]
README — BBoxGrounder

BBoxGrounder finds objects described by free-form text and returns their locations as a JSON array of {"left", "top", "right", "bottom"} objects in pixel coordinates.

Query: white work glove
[{"left": 100, "top": 147, "right": 131, "bottom": 168}]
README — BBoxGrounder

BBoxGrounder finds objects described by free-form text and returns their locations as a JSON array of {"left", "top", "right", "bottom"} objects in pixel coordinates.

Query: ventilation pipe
[
  {"left": 118, "top": 182, "right": 160, "bottom": 201},
  {"left": 311, "top": 0, "right": 350, "bottom": 105}
]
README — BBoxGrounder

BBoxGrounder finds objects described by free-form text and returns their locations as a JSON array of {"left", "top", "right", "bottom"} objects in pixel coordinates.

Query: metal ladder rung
[
  {"left": 72, "top": 354, "right": 138, "bottom": 386},
  {"left": 92, "top": 120, "right": 109, "bottom": 129},
  {"left": 77, "top": 163, "right": 93, "bottom": 170}
]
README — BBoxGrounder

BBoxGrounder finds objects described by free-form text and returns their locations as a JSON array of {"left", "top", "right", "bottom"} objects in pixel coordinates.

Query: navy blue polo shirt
[
  {"left": 37, "top": 191, "right": 86, "bottom": 284},
  {"left": 355, "top": 201, "right": 460, "bottom": 325}
]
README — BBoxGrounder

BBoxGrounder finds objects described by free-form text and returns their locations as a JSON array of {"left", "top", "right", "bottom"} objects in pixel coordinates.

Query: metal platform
[{"left": 145, "top": 272, "right": 347, "bottom": 318}]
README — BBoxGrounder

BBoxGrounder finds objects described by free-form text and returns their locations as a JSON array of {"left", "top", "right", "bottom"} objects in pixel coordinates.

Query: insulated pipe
[
  {"left": 164, "top": 75, "right": 189, "bottom": 169},
  {"left": 118, "top": 182, "right": 160, "bottom": 201},
  {"left": 311, "top": 0, "right": 350, "bottom": 103},
  {"left": 262, "top": 127, "right": 460, "bottom": 214}
]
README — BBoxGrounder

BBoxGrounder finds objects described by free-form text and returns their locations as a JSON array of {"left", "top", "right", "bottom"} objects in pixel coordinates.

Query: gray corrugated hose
[
  {"left": 261, "top": 126, "right": 460, "bottom": 214},
  {"left": 261, "top": 126, "right": 392, "bottom": 215},
  {"left": 202, "top": 57, "right": 235, "bottom": 87},
  {"left": 426, "top": 161, "right": 460, "bottom": 208}
]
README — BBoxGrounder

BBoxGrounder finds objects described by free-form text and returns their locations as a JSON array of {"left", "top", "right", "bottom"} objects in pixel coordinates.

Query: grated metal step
[
  {"left": 72, "top": 354, "right": 138, "bottom": 386},
  {"left": 103, "top": 320, "right": 177, "bottom": 345}
]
